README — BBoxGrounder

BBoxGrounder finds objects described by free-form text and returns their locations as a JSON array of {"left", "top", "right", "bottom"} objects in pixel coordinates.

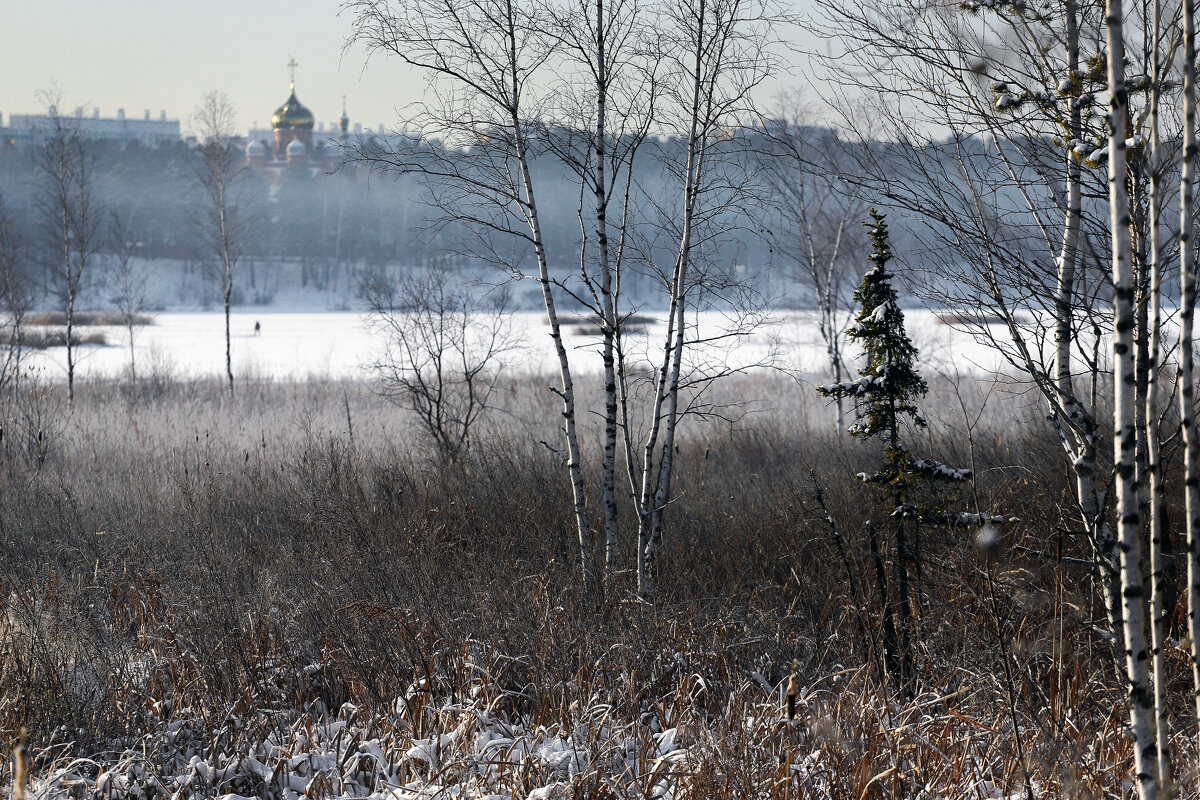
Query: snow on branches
[{"left": 818, "top": 209, "right": 1001, "bottom": 527}]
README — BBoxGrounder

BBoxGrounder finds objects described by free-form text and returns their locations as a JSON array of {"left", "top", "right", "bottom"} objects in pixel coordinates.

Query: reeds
[{"left": 0, "top": 371, "right": 1170, "bottom": 798}]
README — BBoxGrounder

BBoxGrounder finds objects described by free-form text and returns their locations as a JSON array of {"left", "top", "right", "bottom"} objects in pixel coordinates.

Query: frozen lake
[{"left": 16, "top": 309, "right": 1017, "bottom": 383}]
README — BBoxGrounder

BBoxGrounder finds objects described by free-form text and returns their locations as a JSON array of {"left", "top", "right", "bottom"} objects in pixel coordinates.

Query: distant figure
[{"left": 254, "top": 320, "right": 261, "bottom": 336}]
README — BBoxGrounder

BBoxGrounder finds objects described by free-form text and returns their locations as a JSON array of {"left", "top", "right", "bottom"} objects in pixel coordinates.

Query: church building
[{"left": 245, "top": 61, "right": 348, "bottom": 177}]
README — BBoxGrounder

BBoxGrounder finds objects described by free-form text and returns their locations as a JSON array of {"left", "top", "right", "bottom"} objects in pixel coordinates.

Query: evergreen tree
[{"left": 819, "top": 209, "right": 980, "bottom": 692}]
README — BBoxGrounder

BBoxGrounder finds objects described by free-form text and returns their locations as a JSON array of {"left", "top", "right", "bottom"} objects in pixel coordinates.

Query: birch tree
[
  {"left": 1181, "top": 0, "right": 1200, "bottom": 784},
  {"left": 625, "top": 0, "right": 785, "bottom": 600},
  {"left": 346, "top": 0, "right": 784, "bottom": 598},
  {"left": 0, "top": 195, "right": 31, "bottom": 396},
  {"left": 193, "top": 91, "right": 249, "bottom": 396},
  {"left": 344, "top": 0, "right": 598, "bottom": 591},
  {"left": 107, "top": 211, "right": 147, "bottom": 386},
  {"left": 540, "top": 0, "right": 659, "bottom": 585},
  {"left": 35, "top": 100, "right": 102, "bottom": 408},
  {"left": 1142, "top": 0, "right": 1171, "bottom": 782},
  {"left": 1105, "top": 1, "right": 1161, "bottom": 794}
]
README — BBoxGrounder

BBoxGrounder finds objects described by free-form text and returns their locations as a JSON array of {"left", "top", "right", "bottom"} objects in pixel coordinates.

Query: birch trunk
[
  {"left": 1049, "top": 0, "right": 1124, "bottom": 637},
  {"left": 1106, "top": 2, "right": 1160, "bottom": 793},
  {"left": 65, "top": 279, "right": 76, "bottom": 408},
  {"left": 223, "top": 268, "right": 233, "bottom": 396},
  {"left": 1056, "top": 0, "right": 1080, "bottom": 412},
  {"left": 591, "top": 0, "right": 621, "bottom": 590},
  {"left": 218, "top": 186, "right": 235, "bottom": 396},
  {"left": 194, "top": 94, "right": 244, "bottom": 399},
  {"left": 636, "top": 3, "right": 706, "bottom": 599},
  {"left": 1144, "top": 2, "right": 1170, "bottom": 784},
  {"left": 513, "top": 107, "right": 593, "bottom": 595},
  {"left": 1181, "top": 0, "right": 1200, "bottom": 780}
]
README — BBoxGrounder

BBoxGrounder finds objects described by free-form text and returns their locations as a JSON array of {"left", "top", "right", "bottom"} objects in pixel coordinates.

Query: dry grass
[
  {"left": 0, "top": 329, "right": 108, "bottom": 349},
  {"left": 0, "top": 370, "right": 1184, "bottom": 798},
  {"left": 22, "top": 311, "right": 154, "bottom": 327}
]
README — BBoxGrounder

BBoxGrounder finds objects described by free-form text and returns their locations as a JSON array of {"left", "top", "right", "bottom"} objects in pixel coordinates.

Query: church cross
[{"left": 287, "top": 58, "right": 299, "bottom": 85}]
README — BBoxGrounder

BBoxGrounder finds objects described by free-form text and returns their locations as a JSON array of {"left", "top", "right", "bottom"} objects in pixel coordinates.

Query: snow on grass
[{"left": 24, "top": 668, "right": 1073, "bottom": 800}]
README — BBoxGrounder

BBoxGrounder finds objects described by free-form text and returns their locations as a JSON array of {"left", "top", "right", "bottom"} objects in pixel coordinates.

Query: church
[{"left": 245, "top": 61, "right": 348, "bottom": 178}]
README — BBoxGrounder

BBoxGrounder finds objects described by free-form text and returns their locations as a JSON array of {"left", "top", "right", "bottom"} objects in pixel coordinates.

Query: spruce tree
[{"left": 819, "top": 209, "right": 978, "bottom": 692}]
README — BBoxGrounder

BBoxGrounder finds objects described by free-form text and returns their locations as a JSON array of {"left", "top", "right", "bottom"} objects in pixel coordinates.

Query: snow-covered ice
[{"left": 14, "top": 309, "right": 1031, "bottom": 384}]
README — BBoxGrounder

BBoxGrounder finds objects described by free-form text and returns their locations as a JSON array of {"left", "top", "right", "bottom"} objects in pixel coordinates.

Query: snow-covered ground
[{"left": 17, "top": 309, "right": 1022, "bottom": 384}]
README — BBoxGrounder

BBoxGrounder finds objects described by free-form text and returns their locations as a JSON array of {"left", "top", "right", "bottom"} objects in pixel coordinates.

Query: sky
[
  {"left": 1, "top": 1, "right": 819, "bottom": 139},
  {"left": 0, "top": 1, "right": 434, "bottom": 137}
]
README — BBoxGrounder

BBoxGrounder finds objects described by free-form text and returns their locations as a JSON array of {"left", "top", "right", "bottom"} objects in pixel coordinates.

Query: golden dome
[{"left": 272, "top": 83, "right": 314, "bottom": 130}]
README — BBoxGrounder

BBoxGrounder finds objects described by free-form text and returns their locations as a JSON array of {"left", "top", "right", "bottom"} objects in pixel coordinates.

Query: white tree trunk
[
  {"left": 1181, "top": 0, "right": 1200, "bottom": 786},
  {"left": 636, "top": 5, "right": 706, "bottom": 599},
  {"left": 515, "top": 114, "right": 594, "bottom": 594},
  {"left": 591, "top": 0, "right": 621, "bottom": 590},
  {"left": 1106, "top": 2, "right": 1160, "bottom": 794},
  {"left": 1145, "top": 0, "right": 1170, "bottom": 783}
]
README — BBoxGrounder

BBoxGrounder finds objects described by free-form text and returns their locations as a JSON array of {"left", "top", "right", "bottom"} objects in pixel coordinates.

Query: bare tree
[
  {"left": 193, "top": 91, "right": 250, "bottom": 396},
  {"left": 541, "top": 0, "right": 660, "bottom": 588},
  {"left": 1181, "top": 0, "right": 1200, "bottom": 785},
  {"left": 34, "top": 97, "right": 102, "bottom": 408},
  {"left": 0, "top": 195, "right": 31, "bottom": 396},
  {"left": 107, "top": 210, "right": 147, "bottom": 386},
  {"left": 362, "top": 264, "right": 519, "bottom": 461},
  {"left": 1103, "top": 3, "right": 1160, "bottom": 795},
  {"left": 346, "top": 0, "right": 784, "bottom": 599},
  {"left": 345, "top": 0, "right": 598, "bottom": 590},
  {"left": 1142, "top": 0, "right": 1172, "bottom": 783},
  {"left": 761, "top": 94, "right": 865, "bottom": 434},
  {"left": 625, "top": 0, "right": 786, "bottom": 600}
]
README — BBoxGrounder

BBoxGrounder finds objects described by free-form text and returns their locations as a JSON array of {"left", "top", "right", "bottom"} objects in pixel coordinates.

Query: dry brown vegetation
[
  {"left": 0, "top": 329, "right": 108, "bottom": 350},
  {"left": 21, "top": 312, "right": 153, "bottom": 328},
  {"left": 0, "top": 372, "right": 1188, "bottom": 798}
]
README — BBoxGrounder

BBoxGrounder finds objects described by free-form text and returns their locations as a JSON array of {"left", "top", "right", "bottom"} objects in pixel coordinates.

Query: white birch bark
[
  {"left": 1181, "top": 0, "right": 1200, "bottom": 782},
  {"left": 635, "top": 0, "right": 707, "bottom": 600},
  {"left": 509, "top": 55, "right": 594, "bottom": 596},
  {"left": 1051, "top": 0, "right": 1122, "bottom": 636},
  {"left": 590, "top": 0, "right": 621, "bottom": 589},
  {"left": 1106, "top": 2, "right": 1160, "bottom": 793},
  {"left": 1144, "top": 0, "right": 1169, "bottom": 784}
]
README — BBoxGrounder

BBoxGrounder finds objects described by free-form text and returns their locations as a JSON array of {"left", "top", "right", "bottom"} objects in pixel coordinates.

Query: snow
[
  {"left": 405, "top": 734, "right": 452, "bottom": 764},
  {"left": 912, "top": 458, "right": 971, "bottom": 481},
  {"left": 13, "top": 308, "right": 1022, "bottom": 384},
  {"left": 26, "top": 669, "right": 1063, "bottom": 800},
  {"left": 1069, "top": 94, "right": 1093, "bottom": 110},
  {"left": 994, "top": 93, "right": 1022, "bottom": 111}
]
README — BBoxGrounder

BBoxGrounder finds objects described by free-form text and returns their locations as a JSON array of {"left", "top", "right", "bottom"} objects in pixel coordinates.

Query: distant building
[
  {"left": 0, "top": 107, "right": 181, "bottom": 149},
  {"left": 244, "top": 61, "right": 348, "bottom": 183}
]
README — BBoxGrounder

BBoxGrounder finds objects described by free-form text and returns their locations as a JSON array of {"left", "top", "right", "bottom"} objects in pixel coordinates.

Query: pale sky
[
  {"left": 0, "top": 0, "right": 430, "bottom": 136},
  {"left": 0, "top": 0, "right": 816, "bottom": 138}
]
